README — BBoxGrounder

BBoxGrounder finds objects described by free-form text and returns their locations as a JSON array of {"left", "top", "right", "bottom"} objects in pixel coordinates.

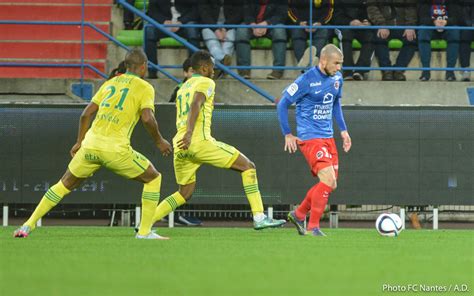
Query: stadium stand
[{"left": 0, "top": 0, "right": 112, "bottom": 79}]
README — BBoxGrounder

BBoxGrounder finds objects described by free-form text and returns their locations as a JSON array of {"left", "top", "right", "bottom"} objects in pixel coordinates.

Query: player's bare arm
[
  {"left": 284, "top": 134, "right": 301, "bottom": 154},
  {"left": 177, "top": 91, "right": 206, "bottom": 150},
  {"left": 141, "top": 108, "right": 172, "bottom": 156},
  {"left": 341, "top": 130, "right": 352, "bottom": 153},
  {"left": 70, "top": 102, "right": 99, "bottom": 157}
]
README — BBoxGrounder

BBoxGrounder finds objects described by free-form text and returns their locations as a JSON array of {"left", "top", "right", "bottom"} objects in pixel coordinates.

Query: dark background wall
[{"left": 0, "top": 105, "right": 472, "bottom": 206}]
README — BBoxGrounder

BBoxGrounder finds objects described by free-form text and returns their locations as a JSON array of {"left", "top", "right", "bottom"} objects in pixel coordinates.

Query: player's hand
[
  {"left": 377, "top": 29, "right": 390, "bottom": 39},
  {"left": 157, "top": 139, "right": 172, "bottom": 156},
  {"left": 70, "top": 142, "right": 81, "bottom": 158},
  {"left": 341, "top": 131, "right": 352, "bottom": 153},
  {"left": 177, "top": 131, "right": 192, "bottom": 150},
  {"left": 284, "top": 134, "right": 301, "bottom": 154},
  {"left": 403, "top": 29, "right": 416, "bottom": 41}
]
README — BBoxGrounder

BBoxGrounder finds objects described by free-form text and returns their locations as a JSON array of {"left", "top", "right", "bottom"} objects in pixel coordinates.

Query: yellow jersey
[
  {"left": 81, "top": 72, "right": 155, "bottom": 152},
  {"left": 173, "top": 74, "right": 215, "bottom": 147}
]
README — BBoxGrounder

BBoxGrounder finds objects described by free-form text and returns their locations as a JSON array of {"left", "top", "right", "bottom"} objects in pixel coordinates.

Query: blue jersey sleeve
[
  {"left": 333, "top": 95, "right": 347, "bottom": 132},
  {"left": 277, "top": 96, "right": 293, "bottom": 135},
  {"left": 277, "top": 74, "right": 309, "bottom": 136}
]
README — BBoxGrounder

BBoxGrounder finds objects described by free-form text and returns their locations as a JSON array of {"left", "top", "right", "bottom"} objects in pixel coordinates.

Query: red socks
[
  {"left": 295, "top": 183, "right": 318, "bottom": 220},
  {"left": 295, "top": 182, "right": 333, "bottom": 230}
]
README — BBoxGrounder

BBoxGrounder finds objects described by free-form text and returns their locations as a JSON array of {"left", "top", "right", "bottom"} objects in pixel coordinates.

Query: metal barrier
[
  {"left": 118, "top": 0, "right": 474, "bottom": 102},
  {"left": 1, "top": 0, "right": 473, "bottom": 102},
  {"left": 141, "top": 23, "right": 473, "bottom": 73},
  {"left": 0, "top": 0, "right": 180, "bottom": 99}
]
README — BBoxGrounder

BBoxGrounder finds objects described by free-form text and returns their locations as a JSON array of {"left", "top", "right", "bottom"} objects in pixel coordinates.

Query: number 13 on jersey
[{"left": 177, "top": 92, "right": 191, "bottom": 117}]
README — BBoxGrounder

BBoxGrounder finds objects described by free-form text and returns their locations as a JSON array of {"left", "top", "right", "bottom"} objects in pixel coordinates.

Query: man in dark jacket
[
  {"left": 459, "top": 0, "right": 473, "bottom": 81},
  {"left": 145, "top": 0, "right": 201, "bottom": 78},
  {"left": 198, "top": 0, "right": 242, "bottom": 78},
  {"left": 418, "top": 0, "right": 461, "bottom": 81},
  {"left": 368, "top": 0, "right": 417, "bottom": 81},
  {"left": 288, "top": 0, "right": 334, "bottom": 67},
  {"left": 235, "top": 0, "right": 288, "bottom": 79},
  {"left": 333, "top": 0, "right": 375, "bottom": 80}
]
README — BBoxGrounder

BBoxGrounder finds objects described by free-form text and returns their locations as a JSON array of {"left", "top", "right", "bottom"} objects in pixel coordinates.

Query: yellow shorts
[
  {"left": 174, "top": 139, "right": 240, "bottom": 185},
  {"left": 68, "top": 146, "right": 150, "bottom": 179}
]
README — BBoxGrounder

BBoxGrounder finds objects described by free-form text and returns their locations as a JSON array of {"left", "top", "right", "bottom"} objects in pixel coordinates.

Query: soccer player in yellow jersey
[
  {"left": 150, "top": 50, "right": 286, "bottom": 232},
  {"left": 13, "top": 49, "right": 172, "bottom": 240}
]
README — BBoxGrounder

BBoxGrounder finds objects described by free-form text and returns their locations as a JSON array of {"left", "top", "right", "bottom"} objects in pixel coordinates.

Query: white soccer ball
[{"left": 375, "top": 213, "right": 403, "bottom": 237}]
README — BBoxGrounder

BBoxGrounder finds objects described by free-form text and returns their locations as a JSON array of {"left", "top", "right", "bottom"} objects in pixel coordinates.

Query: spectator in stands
[
  {"left": 123, "top": 0, "right": 136, "bottom": 30},
  {"left": 459, "top": 0, "right": 473, "bottom": 82},
  {"left": 145, "top": 0, "right": 201, "bottom": 79},
  {"left": 198, "top": 0, "right": 242, "bottom": 79},
  {"left": 235, "top": 0, "right": 288, "bottom": 80},
  {"left": 333, "top": 0, "right": 375, "bottom": 80},
  {"left": 288, "top": 0, "right": 334, "bottom": 68},
  {"left": 169, "top": 58, "right": 193, "bottom": 102},
  {"left": 367, "top": 0, "right": 418, "bottom": 81},
  {"left": 418, "top": 0, "right": 461, "bottom": 81}
]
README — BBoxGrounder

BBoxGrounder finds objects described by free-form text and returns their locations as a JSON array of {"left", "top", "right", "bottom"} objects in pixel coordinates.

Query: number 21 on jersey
[{"left": 101, "top": 85, "right": 129, "bottom": 111}]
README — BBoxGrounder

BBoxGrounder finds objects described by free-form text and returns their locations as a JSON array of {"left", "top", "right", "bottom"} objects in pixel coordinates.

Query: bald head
[
  {"left": 320, "top": 44, "right": 343, "bottom": 59},
  {"left": 125, "top": 48, "right": 147, "bottom": 73},
  {"left": 319, "top": 44, "right": 343, "bottom": 76}
]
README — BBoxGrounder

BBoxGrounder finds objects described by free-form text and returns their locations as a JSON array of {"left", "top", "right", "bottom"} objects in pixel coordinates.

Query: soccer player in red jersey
[{"left": 277, "top": 44, "right": 352, "bottom": 236}]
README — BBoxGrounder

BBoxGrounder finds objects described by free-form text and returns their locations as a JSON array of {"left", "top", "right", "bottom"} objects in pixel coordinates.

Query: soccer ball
[{"left": 375, "top": 213, "right": 403, "bottom": 237}]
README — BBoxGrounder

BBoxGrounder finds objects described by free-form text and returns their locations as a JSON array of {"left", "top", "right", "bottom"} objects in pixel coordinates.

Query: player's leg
[
  {"left": 307, "top": 166, "right": 336, "bottom": 235},
  {"left": 289, "top": 140, "right": 318, "bottom": 224},
  {"left": 288, "top": 183, "right": 319, "bottom": 235},
  {"left": 132, "top": 163, "right": 165, "bottom": 238},
  {"left": 14, "top": 170, "right": 85, "bottom": 237},
  {"left": 307, "top": 140, "right": 339, "bottom": 236},
  {"left": 230, "top": 153, "right": 264, "bottom": 216},
  {"left": 106, "top": 148, "right": 167, "bottom": 239},
  {"left": 151, "top": 151, "right": 199, "bottom": 225},
  {"left": 152, "top": 182, "right": 195, "bottom": 224},
  {"left": 229, "top": 150, "right": 286, "bottom": 229},
  {"left": 14, "top": 147, "right": 97, "bottom": 238},
  {"left": 24, "top": 169, "right": 84, "bottom": 229}
]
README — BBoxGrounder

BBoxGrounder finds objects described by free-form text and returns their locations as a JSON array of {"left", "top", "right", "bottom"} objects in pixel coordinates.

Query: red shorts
[{"left": 298, "top": 138, "right": 339, "bottom": 177}]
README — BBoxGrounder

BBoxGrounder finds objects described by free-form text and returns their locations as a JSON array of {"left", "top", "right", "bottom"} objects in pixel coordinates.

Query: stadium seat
[
  {"left": 117, "top": 30, "right": 143, "bottom": 46},
  {"left": 331, "top": 38, "right": 361, "bottom": 49},
  {"left": 117, "top": 29, "right": 184, "bottom": 47},
  {"left": 134, "top": 0, "right": 148, "bottom": 10},
  {"left": 116, "top": 28, "right": 473, "bottom": 51},
  {"left": 250, "top": 38, "right": 272, "bottom": 49},
  {"left": 431, "top": 39, "right": 447, "bottom": 50}
]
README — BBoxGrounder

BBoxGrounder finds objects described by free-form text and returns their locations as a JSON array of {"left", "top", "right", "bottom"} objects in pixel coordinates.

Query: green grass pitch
[{"left": 0, "top": 227, "right": 472, "bottom": 296}]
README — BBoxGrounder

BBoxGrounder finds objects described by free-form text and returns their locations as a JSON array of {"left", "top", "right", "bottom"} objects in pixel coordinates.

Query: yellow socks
[
  {"left": 24, "top": 180, "right": 71, "bottom": 229},
  {"left": 138, "top": 174, "right": 161, "bottom": 236},
  {"left": 152, "top": 192, "right": 186, "bottom": 224},
  {"left": 241, "top": 169, "right": 264, "bottom": 216}
]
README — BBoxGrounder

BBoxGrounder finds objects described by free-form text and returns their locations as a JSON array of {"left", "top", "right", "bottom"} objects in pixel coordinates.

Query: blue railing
[
  {"left": 1, "top": 0, "right": 473, "bottom": 102},
  {"left": 141, "top": 22, "right": 473, "bottom": 73},
  {"left": 0, "top": 0, "right": 180, "bottom": 99},
  {"left": 0, "top": 20, "right": 180, "bottom": 82},
  {"left": 118, "top": 0, "right": 276, "bottom": 102},
  {"left": 119, "top": 0, "right": 474, "bottom": 102}
]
